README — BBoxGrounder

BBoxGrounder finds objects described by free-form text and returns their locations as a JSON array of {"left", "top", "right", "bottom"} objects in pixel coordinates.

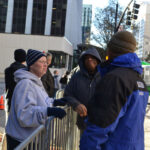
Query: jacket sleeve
[
  {"left": 41, "top": 73, "right": 51, "bottom": 96},
  {"left": 4, "top": 68, "right": 9, "bottom": 91},
  {"left": 14, "top": 80, "right": 48, "bottom": 127},
  {"left": 80, "top": 74, "right": 127, "bottom": 150},
  {"left": 64, "top": 74, "right": 81, "bottom": 109},
  {"left": 41, "top": 69, "right": 54, "bottom": 97}
]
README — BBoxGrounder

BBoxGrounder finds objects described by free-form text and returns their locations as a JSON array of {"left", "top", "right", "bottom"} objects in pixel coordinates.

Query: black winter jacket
[
  {"left": 64, "top": 48, "right": 101, "bottom": 130},
  {"left": 41, "top": 67, "right": 54, "bottom": 97},
  {"left": 5, "top": 62, "right": 26, "bottom": 111}
]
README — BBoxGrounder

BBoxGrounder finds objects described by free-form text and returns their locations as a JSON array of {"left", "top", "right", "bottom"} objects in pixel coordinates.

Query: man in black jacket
[
  {"left": 5, "top": 49, "right": 26, "bottom": 111},
  {"left": 41, "top": 52, "right": 54, "bottom": 97},
  {"left": 64, "top": 48, "right": 101, "bottom": 132}
]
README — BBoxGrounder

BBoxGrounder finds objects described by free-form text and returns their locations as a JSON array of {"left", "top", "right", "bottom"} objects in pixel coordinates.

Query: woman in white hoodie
[{"left": 6, "top": 49, "right": 66, "bottom": 150}]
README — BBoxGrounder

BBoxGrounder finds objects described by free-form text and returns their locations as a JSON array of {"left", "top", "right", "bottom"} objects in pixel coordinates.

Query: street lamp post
[
  {"left": 115, "top": 0, "right": 134, "bottom": 33},
  {"left": 114, "top": 2, "right": 118, "bottom": 33}
]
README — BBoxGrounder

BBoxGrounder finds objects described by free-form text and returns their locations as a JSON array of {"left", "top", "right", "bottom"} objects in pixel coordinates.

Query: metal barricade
[
  {"left": 55, "top": 89, "right": 64, "bottom": 99},
  {"left": 15, "top": 107, "right": 80, "bottom": 150},
  {"left": 46, "top": 107, "right": 80, "bottom": 150},
  {"left": 15, "top": 90, "right": 80, "bottom": 150}
]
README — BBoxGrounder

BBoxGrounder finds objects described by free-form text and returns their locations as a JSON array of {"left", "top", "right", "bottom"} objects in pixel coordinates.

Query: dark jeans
[
  {"left": 6, "top": 134, "right": 39, "bottom": 150},
  {"left": 6, "top": 134, "right": 21, "bottom": 150}
]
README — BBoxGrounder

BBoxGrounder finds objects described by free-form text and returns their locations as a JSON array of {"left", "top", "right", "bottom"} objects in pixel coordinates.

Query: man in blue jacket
[{"left": 80, "top": 31, "right": 149, "bottom": 150}]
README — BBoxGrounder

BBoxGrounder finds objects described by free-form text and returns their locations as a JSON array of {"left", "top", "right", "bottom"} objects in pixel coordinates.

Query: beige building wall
[
  {"left": 0, "top": 33, "right": 73, "bottom": 76},
  {"left": 137, "top": 2, "right": 150, "bottom": 59},
  {"left": 143, "top": 4, "right": 150, "bottom": 59}
]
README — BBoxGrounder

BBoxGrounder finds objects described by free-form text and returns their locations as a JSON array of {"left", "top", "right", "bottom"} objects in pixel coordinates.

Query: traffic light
[
  {"left": 126, "top": 10, "right": 131, "bottom": 26},
  {"left": 126, "top": 2, "right": 140, "bottom": 26},
  {"left": 132, "top": 3, "right": 140, "bottom": 20}
]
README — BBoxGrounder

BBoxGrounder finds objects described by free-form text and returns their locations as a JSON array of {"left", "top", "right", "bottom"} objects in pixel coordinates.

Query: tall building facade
[
  {"left": 0, "top": 0, "right": 82, "bottom": 74},
  {"left": 82, "top": 4, "right": 92, "bottom": 44},
  {"left": 136, "top": 1, "right": 150, "bottom": 59}
]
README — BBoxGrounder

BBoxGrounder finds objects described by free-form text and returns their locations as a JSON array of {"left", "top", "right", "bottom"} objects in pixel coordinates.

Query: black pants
[
  {"left": 6, "top": 134, "right": 38, "bottom": 150},
  {"left": 6, "top": 134, "right": 21, "bottom": 150}
]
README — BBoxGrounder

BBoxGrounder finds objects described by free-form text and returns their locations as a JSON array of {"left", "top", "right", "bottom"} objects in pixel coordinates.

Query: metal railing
[
  {"left": 15, "top": 90, "right": 80, "bottom": 150},
  {"left": 15, "top": 107, "right": 80, "bottom": 150}
]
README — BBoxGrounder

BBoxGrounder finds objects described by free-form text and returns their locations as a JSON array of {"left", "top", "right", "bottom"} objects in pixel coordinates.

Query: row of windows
[
  {"left": 48, "top": 51, "right": 67, "bottom": 68},
  {"left": 51, "top": 0, "right": 67, "bottom": 36},
  {"left": 82, "top": 26, "right": 91, "bottom": 43},
  {"left": 82, "top": 8, "right": 92, "bottom": 27},
  {"left": 47, "top": 50, "right": 72, "bottom": 71},
  {"left": 32, "top": 0, "right": 47, "bottom": 35},
  {"left": 0, "top": 0, "right": 67, "bottom": 36},
  {"left": 0, "top": 0, "right": 8, "bottom": 32},
  {"left": 12, "top": 0, "right": 27, "bottom": 33}
]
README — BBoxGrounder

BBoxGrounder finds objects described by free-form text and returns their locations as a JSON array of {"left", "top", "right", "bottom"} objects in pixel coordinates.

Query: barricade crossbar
[{"left": 15, "top": 106, "right": 80, "bottom": 150}]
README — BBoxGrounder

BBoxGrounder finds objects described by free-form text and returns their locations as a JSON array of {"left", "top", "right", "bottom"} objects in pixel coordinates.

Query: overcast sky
[
  {"left": 83, "top": 0, "right": 146, "bottom": 8},
  {"left": 83, "top": 0, "right": 146, "bottom": 46}
]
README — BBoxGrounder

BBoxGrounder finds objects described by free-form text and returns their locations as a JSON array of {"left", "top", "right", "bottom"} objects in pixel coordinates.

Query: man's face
[
  {"left": 84, "top": 54, "right": 98, "bottom": 72},
  {"left": 30, "top": 56, "right": 47, "bottom": 78},
  {"left": 47, "top": 56, "right": 52, "bottom": 66}
]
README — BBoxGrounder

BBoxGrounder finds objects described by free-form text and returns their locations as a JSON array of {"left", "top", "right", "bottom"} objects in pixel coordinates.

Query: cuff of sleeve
[{"left": 73, "top": 102, "right": 80, "bottom": 110}]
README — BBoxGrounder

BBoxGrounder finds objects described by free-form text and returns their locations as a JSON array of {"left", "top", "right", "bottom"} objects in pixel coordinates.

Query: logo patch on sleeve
[
  {"left": 139, "top": 92, "right": 144, "bottom": 95},
  {"left": 137, "top": 81, "right": 144, "bottom": 88}
]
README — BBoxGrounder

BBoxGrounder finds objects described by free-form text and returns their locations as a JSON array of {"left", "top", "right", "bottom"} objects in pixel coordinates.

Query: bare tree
[{"left": 92, "top": 0, "right": 123, "bottom": 48}]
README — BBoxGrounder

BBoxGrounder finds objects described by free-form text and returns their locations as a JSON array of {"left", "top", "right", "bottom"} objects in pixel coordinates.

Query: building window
[
  {"left": 68, "top": 55, "right": 72, "bottom": 71},
  {"left": 48, "top": 50, "right": 67, "bottom": 68},
  {"left": 51, "top": 0, "right": 67, "bottom": 36},
  {"left": 12, "top": 0, "right": 27, "bottom": 34},
  {"left": 82, "top": 5, "right": 92, "bottom": 44},
  {"left": 32, "top": 0, "right": 47, "bottom": 35},
  {"left": 145, "top": 41, "right": 149, "bottom": 45},
  {"left": 0, "top": 0, "right": 8, "bottom": 33}
]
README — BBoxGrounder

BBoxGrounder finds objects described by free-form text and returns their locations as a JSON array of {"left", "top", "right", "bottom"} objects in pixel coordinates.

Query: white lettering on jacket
[{"left": 137, "top": 81, "right": 144, "bottom": 88}]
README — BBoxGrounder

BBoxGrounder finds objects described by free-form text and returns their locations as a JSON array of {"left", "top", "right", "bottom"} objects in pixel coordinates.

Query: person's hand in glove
[
  {"left": 53, "top": 98, "right": 67, "bottom": 106},
  {"left": 47, "top": 107, "right": 66, "bottom": 119}
]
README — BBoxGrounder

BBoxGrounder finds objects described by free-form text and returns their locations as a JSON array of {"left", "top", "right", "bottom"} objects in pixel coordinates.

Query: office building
[
  {"left": 136, "top": 1, "right": 150, "bottom": 59},
  {"left": 82, "top": 4, "right": 92, "bottom": 44},
  {"left": 0, "top": 0, "right": 82, "bottom": 74}
]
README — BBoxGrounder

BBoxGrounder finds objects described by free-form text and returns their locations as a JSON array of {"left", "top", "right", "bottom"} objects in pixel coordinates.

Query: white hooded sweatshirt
[{"left": 6, "top": 68, "right": 54, "bottom": 142}]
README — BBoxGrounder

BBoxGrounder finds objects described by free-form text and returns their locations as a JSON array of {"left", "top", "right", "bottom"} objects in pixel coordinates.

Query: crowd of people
[{"left": 4, "top": 31, "right": 149, "bottom": 150}]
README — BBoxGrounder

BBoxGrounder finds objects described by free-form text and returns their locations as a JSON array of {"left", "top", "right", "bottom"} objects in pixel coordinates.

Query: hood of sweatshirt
[{"left": 14, "top": 68, "right": 43, "bottom": 87}]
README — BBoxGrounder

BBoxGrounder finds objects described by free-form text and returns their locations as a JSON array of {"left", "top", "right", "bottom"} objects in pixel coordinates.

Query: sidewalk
[
  {"left": 0, "top": 92, "right": 7, "bottom": 150},
  {"left": 0, "top": 111, "right": 6, "bottom": 150},
  {"left": 144, "top": 104, "right": 150, "bottom": 150}
]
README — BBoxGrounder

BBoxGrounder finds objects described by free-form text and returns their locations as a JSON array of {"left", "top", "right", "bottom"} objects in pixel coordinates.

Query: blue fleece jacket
[{"left": 80, "top": 53, "right": 149, "bottom": 150}]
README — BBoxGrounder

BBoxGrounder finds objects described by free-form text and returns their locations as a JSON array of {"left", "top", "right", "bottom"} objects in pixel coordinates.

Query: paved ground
[
  {"left": 145, "top": 104, "right": 150, "bottom": 150},
  {"left": 0, "top": 78, "right": 5, "bottom": 95},
  {"left": 0, "top": 78, "right": 6, "bottom": 150},
  {"left": 0, "top": 78, "right": 6, "bottom": 133}
]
